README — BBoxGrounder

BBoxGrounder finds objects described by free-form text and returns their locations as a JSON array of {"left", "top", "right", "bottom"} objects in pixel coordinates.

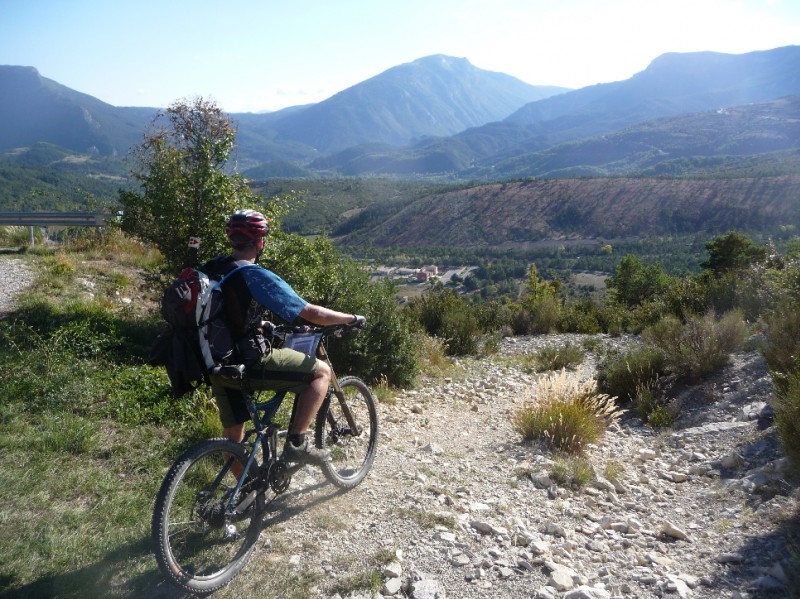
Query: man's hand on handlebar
[{"left": 349, "top": 314, "right": 367, "bottom": 329}]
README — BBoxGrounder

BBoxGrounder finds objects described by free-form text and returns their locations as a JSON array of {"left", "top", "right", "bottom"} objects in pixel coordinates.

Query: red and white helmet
[{"left": 225, "top": 209, "right": 269, "bottom": 241}]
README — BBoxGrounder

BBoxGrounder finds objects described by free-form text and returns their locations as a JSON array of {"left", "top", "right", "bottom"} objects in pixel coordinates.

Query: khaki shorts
[{"left": 210, "top": 348, "right": 319, "bottom": 428}]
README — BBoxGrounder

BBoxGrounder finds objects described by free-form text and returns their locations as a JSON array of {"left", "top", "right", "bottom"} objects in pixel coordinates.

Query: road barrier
[{"left": 0, "top": 212, "right": 116, "bottom": 246}]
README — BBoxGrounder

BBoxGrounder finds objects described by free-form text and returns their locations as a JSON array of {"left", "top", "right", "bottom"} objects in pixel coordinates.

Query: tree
[
  {"left": 700, "top": 231, "right": 767, "bottom": 276},
  {"left": 118, "top": 97, "right": 273, "bottom": 272},
  {"left": 607, "top": 255, "right": 673, "bottom": 308}
]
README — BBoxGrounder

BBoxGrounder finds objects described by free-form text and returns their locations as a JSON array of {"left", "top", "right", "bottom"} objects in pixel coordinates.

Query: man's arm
[{"left": 298, "top": 303, "right": 359, "bottom": 326}]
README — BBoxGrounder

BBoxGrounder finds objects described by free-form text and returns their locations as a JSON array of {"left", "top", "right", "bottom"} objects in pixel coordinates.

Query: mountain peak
[
  {"left": 271, "top": 54, "right": 563, "bottom": 152},
  {"left": 409, "top": 55, "right": 472, "bottom": 68}
]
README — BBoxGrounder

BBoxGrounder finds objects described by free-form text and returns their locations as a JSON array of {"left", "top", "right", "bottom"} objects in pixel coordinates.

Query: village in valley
[{"left": 370, "top": 264, "right": 477, "bottom": 301}]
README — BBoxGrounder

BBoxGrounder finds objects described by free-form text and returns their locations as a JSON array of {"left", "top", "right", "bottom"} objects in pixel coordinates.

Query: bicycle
[{"left": 151, "top": 322, "right": 378, "bottom": 595}]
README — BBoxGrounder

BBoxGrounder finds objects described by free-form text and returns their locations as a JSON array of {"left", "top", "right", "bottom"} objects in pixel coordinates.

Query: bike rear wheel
[
  {"left": 151, "top": 438, "right": 263, "bottom": 595},
  {"left": 315, "top": 376, "right": 378, "bottom": 489}
]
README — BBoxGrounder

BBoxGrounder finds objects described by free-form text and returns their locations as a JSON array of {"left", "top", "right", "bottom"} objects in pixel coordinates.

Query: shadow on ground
[{"left": 0, "top": 474, "right": 351, "bottom": 599}]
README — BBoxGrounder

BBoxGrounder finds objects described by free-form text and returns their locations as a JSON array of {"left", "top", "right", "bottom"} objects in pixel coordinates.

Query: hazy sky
[{"left": 2, "top": 0, "right": 798, "bottom": 113}]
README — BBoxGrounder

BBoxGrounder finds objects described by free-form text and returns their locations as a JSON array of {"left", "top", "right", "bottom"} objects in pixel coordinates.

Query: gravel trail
[{"left": 0, "top": 257, "right": 35, "bottom": 317}]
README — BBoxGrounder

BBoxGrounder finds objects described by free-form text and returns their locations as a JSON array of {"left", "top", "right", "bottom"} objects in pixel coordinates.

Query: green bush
[
  {"left": 267, "top": 235, "right": 419, "bottom": 387},
  {"left": 597, "top": 346, "right": 667, "bottom": 402},
  {"left": 405, "top": 287, "right": 483, "bottom": 356},
  {"left": 632, "top": 382, "right": 673, "bottom": 427},
  {"left": 558, "top": 299, "right": 603, "bottom": 334},
  {"left": 528, "top": 343, "right": 585, "bottom": 372},
  {"left": 606, "top": 254, "right": 675, "bottom": 308},
  {"left": 474, "top": 300, "right": 513, "bottom": 333},
  {"left": 328, "top": 276, "right": 419, "bottom": 387},
  {"left": 511, "top": 294, "right": 562, "bottom": 335},
  {"left": 0, "top": 225, "right": 42, "bottom": 246},
  {"left": 762, "top": 300, "right": 800, "bottom": 393},
  {"left": 775, "top": 371, "right": 800, "bottom": 479},
  {"left": 642, "top": 310, "right": 748, "bottom": 382},
  {"left": 551, "top": 456, "right": 595, "bottom": 488}
]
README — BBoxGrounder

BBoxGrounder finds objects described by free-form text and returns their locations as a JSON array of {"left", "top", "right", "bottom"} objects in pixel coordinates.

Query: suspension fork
[{"left": 317, "top": 345, "right": 361, "bottom": 436}]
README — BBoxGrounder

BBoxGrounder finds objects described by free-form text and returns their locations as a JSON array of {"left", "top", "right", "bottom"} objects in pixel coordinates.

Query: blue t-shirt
[{"left": 240, "top": 267, "right": 307, "bottom": 323}]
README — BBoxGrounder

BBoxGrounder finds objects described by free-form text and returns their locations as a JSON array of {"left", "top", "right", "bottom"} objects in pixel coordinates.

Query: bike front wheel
[
  {"left": 151, "top": 438, "right": 263, "bottom": 595},
  {"left": 315, "top": 376, "right": 378, "bottom": 489}
]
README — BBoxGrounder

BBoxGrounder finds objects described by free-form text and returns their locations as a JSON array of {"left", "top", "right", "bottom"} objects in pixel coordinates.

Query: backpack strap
[
  {"left": 196, "top": 263, "right": 261, "bottom": 371},
  {"left": 209, "top": 262, "right": 259, "bottom": 292}
]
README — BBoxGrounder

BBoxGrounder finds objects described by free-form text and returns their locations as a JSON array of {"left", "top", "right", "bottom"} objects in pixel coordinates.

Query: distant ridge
[
  {"left": 268, "top": 55, "right": 568, "bottom": 152},
  {"left": 0, "top": 65, "right": 153, "bottom": 155},
  {"left": 337, "top": 176, "right": 800, "bottom": 247},
  {"left": 1, "top": 47, "right": 799, "bottom": 179},
  {"left": 314, "top": 46, "right": 800, "bottom": 177}
]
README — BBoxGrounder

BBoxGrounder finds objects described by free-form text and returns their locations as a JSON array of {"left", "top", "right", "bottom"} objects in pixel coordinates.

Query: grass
[
  {"left": 551, "top": 455, "right": 595, "bottom": 488},
  {"left": 395, "top": 507, "right": 457, "bottom": 530},
  {"left": 327, "top": 548, "right": 398, "bottom": 597},
  {"left": 0, "top": 245, "right": 221, "bottom": 597},
  {"left": 603, "top": 460, "right": 625, "bottom": 483},
  {"left": 513, "top": 370, "right": 624, "bottom": 453},
  {"left": 373, "top": 374, "right": 399, "bottom": 405},
  {"left": 0, "top": 409, "right": 174, "bottom": 597}
]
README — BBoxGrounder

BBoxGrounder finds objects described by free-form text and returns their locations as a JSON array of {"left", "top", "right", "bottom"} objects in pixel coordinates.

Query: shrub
[
  {"left": 0, "top": 225, "right": 42, "bottom": 246},
  {"left": 439, "top": 307, "right": 481, "bottom": 355},
  {"left": 558, "top": 299, "right": 603, "bottom": 334},
  {"left": 775, "top": 371, "right": 800, "bottom": 479},
  {"left": 597, "top": 346, "right": 667, "bottom": 402},
  {"left": 513, "top": 370, "right": 624, "bottom": 453},
  {"left": 761, "top": 299, "right": 800, "bottom": 392},
  {"left": 415, "top": 334, "right": 451, "bottom": 378},
  {"left": 529, "top": 343, "right": 585, "bottom": 372},
  {"left": 328, "top": 275, "right": 419, "bottom": 388},
  {"left": 474, "top": 300, "right": 513, "bottom": 332},
  {"left": 511, "top": 294, "right": 562, "bottom": 335},
  {"left": 606, "top": 254, "right": 675, "bottom": 308},
  {"left": 642, "top": 310, "right": 748, "bottom": 382},
  {"left": 405, "top": 287, "right": 482, "bottom": 356},
  {"left": 632, "top": 381, "right": 673, "bottom": 427}
]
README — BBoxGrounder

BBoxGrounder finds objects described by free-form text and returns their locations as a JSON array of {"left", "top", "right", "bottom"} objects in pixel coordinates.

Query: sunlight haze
[{"left": 2, "top": 0, "right": 798, "bottom": 113}]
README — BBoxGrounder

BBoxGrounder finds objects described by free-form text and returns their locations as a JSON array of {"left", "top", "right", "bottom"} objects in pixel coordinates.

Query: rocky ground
[
  {"left": 224, "top": 334, "right": 800, "bottom": 599},
  {"left": 2, "top": 256, "right": 798, "bottom": 598}
]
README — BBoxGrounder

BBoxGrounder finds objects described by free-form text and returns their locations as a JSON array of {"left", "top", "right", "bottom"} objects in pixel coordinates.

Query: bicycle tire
[
  {"left": 315, "top": 376, "right": 378, "bottom": 489},
  {"left": 151, "top": 438, "right": 263, "bottom": 595}
]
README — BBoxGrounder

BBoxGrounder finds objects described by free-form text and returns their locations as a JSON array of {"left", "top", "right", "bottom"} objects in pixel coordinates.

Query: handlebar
[{"left": 263, "top": 321, "right": 365, "bottom": 339}]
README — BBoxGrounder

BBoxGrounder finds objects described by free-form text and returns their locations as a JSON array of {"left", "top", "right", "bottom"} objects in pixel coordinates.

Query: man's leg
[
  {"left": 246, "top": 348, "right": 332, "bottom": 464},
  {"left": 210, "top": 377, "right": 250, "bottom": 478},
  {"left": 289, "top": 360, "right": 332, "bottom": 436},
  {"left": 223, "top": 423, "right": 246, "bottom": 479}
]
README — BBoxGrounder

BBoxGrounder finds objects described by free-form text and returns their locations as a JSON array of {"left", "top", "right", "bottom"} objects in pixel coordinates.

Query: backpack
[{"left": 149, "top": 261, "right": 259, "bottom": 397}]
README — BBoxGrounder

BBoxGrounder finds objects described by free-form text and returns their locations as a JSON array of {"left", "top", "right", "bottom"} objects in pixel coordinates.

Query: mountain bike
[{"left": 151, "top": 323, "right": 378, "bottom": 595}]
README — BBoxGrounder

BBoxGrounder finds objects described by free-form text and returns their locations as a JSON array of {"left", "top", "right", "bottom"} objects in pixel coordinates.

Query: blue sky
[{"left": 2, "top": 0, "right": 799, "bottom": 113}]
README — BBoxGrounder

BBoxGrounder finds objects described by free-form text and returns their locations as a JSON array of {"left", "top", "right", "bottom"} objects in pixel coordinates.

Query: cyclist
[{"left": 207, "top": 209, "right": 365, "bottom": 465}]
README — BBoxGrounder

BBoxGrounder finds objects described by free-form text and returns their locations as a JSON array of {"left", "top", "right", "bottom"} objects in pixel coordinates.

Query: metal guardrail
[
  {"left": 0, "top": 212, "right": 116, "bottom": 247},
  {"left": 0, "top": 212, "right": 115, "bottom": 227}
]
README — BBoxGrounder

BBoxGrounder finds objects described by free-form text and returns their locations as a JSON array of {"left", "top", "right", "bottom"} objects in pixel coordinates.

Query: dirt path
[
  {"left": 148, "top": 334, "right": 798, "bottom": 599},
  {"left": 0, "top": 257, "right": 34, "bottom": 317}
]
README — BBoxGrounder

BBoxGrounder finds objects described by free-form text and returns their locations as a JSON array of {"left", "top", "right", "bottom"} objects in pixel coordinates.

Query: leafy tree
[
  {"left": 700, "top": 231, "right": 767, "bottom": 276},
  {"left": 606, "top": 255, "right": 673, "bottom": 308},
  {"left": 266, "top": 232, "right": 418, "bottom": 387},
  {"left": 118, "top": 97, "right": 274, "bottom": 272}
]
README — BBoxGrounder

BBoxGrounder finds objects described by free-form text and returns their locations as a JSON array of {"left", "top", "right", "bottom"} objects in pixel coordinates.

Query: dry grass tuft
[{"left": 513, "top": 370, "right": 624, "bottom": 453}]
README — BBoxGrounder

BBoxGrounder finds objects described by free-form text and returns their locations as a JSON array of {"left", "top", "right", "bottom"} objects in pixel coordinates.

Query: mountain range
[{"left": 2, "top": 46, "right": 799, "bottom": 181}]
